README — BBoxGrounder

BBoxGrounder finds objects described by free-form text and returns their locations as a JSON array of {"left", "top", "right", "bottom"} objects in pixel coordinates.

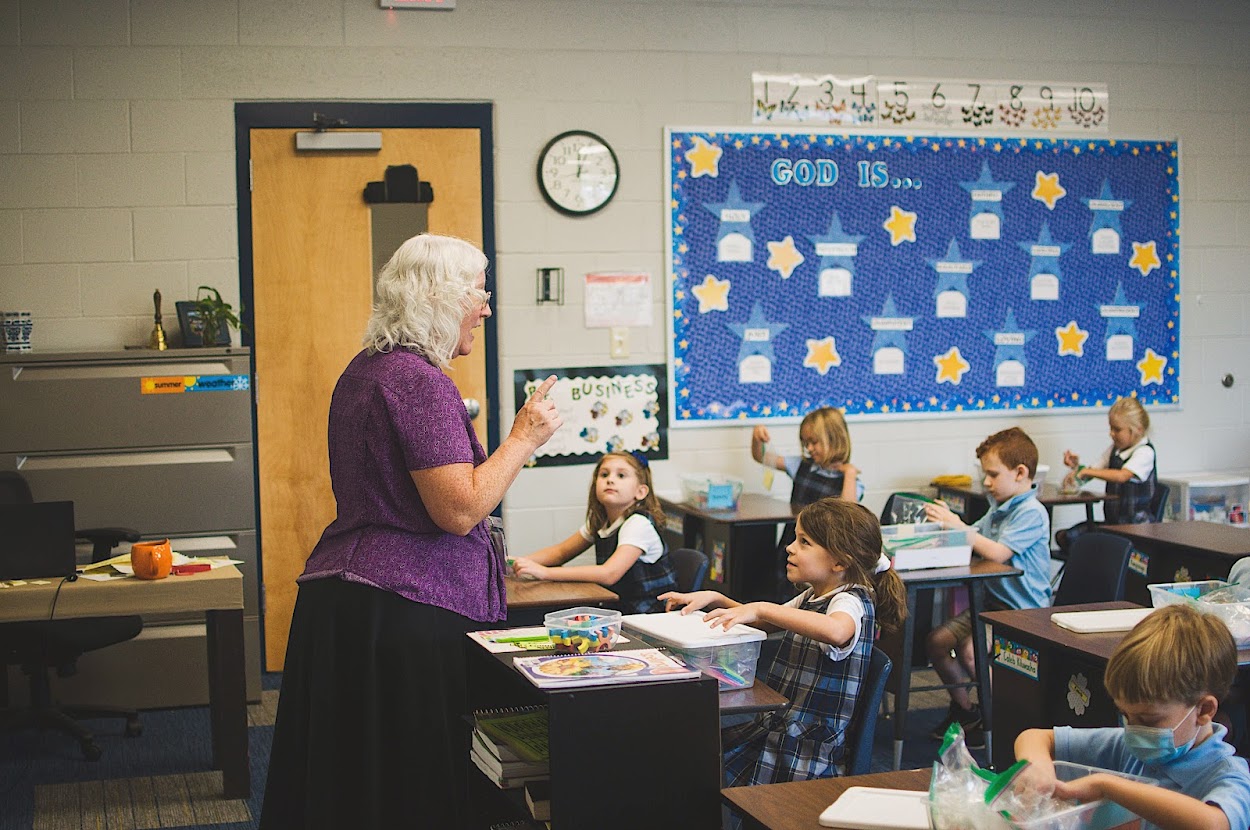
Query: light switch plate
[{"left": 610, "top": 327, "right": 630, "bottom": 358}]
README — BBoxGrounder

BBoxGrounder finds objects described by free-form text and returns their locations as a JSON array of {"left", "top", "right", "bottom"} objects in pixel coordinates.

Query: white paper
[{"left": 584, "top": 272, "right": 652, "bottom": 328}]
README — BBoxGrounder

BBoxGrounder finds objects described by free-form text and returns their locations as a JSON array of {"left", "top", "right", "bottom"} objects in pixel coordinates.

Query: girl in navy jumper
[
  {"left": 513, "top": 451, "right": 675, "bottom": 614},
  {"left": 661, "top": 499, "right": 906, "bottom": 793}
]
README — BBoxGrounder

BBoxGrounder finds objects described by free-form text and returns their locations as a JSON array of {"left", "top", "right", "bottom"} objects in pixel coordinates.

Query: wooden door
[{"left": 251, "top": 128, "right": 486, "bottom": 669}]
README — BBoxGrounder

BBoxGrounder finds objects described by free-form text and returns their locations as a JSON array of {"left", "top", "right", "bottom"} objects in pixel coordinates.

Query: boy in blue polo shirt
[
  {"left": 1015, "top": 605, "right": 1250, "bottom": 830},
  {"left": 922, "top": 426, "right": 1051, "bottom": 749}
]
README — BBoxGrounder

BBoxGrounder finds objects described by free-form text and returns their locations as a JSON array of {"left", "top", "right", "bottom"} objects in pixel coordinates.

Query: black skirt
[{"left": 260, "top": 578, "right": 473, "bottom": 829}]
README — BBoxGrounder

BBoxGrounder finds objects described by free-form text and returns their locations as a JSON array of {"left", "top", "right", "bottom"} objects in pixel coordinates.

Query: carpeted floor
[{"left": 0, "top": 669, "right": 981, "bottom": 830}]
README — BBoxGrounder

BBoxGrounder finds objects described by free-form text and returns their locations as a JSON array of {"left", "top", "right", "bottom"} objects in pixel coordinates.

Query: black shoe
[
  {"left": 928, "top": 703, "right": 960, "bottom": 741},
  {"left": 959, "top": 705, "right": 985, "bottom": 750}
]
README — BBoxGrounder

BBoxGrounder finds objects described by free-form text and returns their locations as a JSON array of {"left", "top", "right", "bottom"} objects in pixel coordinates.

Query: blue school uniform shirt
[
  {"left": 974, "top": 488, "right": 1051, "bottom": 610},
  {"left": 1055, "top": 724, "right": 1250, "bottom": 830}
]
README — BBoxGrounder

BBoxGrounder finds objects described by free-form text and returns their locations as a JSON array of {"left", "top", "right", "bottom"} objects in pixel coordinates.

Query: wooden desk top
[
  {"left": 0, "top": 565, "right": 244, "bottom": 623},
  {"left": 659, "top": 493, "right": 796, "bottom": 524},
  {"left": 936, "top": 482, "right": 1110, "bottom": 508},
  {"left": 719, "top": 679, "right": 789, "bottom": 715},
  {"left": 504, "top": 576, "right": 618, "bottom": 609},
  {"left": 723, "top": 768, "right": 929, "bottom": 830},
  {"left": 1104, "top": 522, "right": 1250, "bottom": 557},
  {"left": 983, "top": 601, "right": 1250, "bottom": 665},
  {"left": 897, "top": 558, "right": 1020, "bottom": 587}
]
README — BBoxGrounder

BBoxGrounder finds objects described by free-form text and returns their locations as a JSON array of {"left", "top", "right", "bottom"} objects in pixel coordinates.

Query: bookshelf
[{"left": 466, "top": 639, "right": 723, "bottom": 829}]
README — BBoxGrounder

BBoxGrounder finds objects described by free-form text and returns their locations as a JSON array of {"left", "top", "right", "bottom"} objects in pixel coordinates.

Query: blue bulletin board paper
[{"left": 666, "top": 128, "right": 1180, "bottom": 425}]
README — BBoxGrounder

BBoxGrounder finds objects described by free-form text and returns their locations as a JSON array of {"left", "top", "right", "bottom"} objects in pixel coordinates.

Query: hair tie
[
  {"left": 874, "top": 553, "right": 891, "bottom": 574},
  {"left": 629, "top": 450, "right": 650, "bottom": 469}
]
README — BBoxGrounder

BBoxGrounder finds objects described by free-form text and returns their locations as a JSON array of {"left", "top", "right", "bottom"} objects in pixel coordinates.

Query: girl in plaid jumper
[
  {"left": 751, "top": 407, "right": 862, "bottom": 508},
  {"left": 513, "top": 451, "right": 675, "bottom": 614},
  {"left": 661, "top": 499, "right": 905, "bottom": 793}
]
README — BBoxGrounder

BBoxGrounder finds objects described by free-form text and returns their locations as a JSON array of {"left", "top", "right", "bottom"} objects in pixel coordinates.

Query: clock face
[{"left": 537, "top": 130, "right": 619, "bottom": 216}]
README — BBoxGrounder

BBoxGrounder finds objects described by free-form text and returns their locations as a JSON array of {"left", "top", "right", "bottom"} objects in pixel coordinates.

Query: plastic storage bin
[
  {"left": 545, "top": 607, "right": 622, "bottom": 654},
  {"left": 1159, "top": 472, "right": 1250, "bottom": 525},
  {"left": 621, "top": 610, "right": 766, "bottom": 689},
  {"left": 881, "top": 522, "right": 972, "bottom": 571},
  {"left": 1003, "top": 761, "right": 1156, "bottom": 830},
  {"left": 680, "top": 474, "right": 744, "bottom": 510},
  {"left": 884, "top": 493, "right": 934, "bottom": 525},
  {"left": 1148, "top": 580, "right": 1250, "bottom": 646}
]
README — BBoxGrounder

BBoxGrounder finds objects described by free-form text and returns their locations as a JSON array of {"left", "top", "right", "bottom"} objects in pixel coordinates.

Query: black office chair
[
  {"left": 0, "top": 471, "right": 144, "bottom": 760},
  {"left": 844, "top": 647, "right": 893, "bottom": 775},
  {"left": 1053, "top": 531, "right": 1134, "bottom": 607},
  {"left": 1053, "top": 483, "right": 1168, "bottom": 586},
  {"left": 670, "top": 547, "right": 709, "bottom": 593},
  {"left": 1149, "top": 483, "right": 1170, "bottom": 523}
]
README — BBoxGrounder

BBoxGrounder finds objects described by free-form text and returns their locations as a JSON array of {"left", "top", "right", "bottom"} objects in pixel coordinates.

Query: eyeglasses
[{"left": 470, "top": 289, "right": 492, "bottom": 310}]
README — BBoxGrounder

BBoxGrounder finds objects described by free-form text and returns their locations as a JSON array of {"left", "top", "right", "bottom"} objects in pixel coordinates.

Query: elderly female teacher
[{"left": 259, "top": 234, "right": 562, "bottom": 829}]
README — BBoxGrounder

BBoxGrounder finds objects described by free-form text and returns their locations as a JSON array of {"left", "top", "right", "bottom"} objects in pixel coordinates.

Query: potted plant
[{"left": 191, "top": 285, "right": 242, "bottom": 347}]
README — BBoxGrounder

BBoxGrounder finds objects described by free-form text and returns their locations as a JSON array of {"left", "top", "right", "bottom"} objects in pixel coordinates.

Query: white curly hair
[{"left": 363, "top": 234, "right": 488, "bottom": 367}]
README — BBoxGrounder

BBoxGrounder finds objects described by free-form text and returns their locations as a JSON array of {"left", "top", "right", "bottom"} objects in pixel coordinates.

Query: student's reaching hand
[
  {"left": 659, "top": 589, "right": 724, "bottom": 614},
  {"left": 1063, "top": 449, "right": 1080, "bottom": 470},
  {"left": 1011, "top": 759, "right": 1058, "bottom": 800},
  {"left": 1052, "top": 773, "right": 1112, "bottom": 804},
  {"left": 705, "top": 603, "right": 767, "bottom": 630},
  {"left": 923, "top": 500, "right": 964, "bottom": 530},
  {"left": 511, "top": 557, "right": 549, "bottom": 580}
]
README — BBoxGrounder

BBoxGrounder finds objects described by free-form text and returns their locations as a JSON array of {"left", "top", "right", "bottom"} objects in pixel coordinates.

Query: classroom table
[
  {"left": 1104, "top": 521, "right": 1250, "bottom": 606},
  {"left": 722, "top": 767, "right": 930, "bottom": 830},
  {"left": 884, "top": 560, "right": 1021, "bottom": 770},
  {"left": 503, "top": 575, "right": 618, "bottom": 625},
  {"left": 658, "top": 493, "right": 798, "bottom": 603},
  {"left": 719, "top": 679, "right": 790, "bottom": 715},
  {"left": 0, "top": 567, "right": 249, "bottom": 798},
  {"left": 932, "top": 482, "right": 1112, "bottom": 527},
  {"left": 982, "top": 601, "right": 1250, "bottom": 770}
]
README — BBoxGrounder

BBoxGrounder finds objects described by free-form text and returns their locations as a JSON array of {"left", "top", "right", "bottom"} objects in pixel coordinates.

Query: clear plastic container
[
  {"left": 1149, "top": 580, "right": 1250, "bottom": 646},
  {"left": 885, "top": 493, "right": 934, "bottom": 524},
  {"left": 1006, "top": 761, "right": 1156, "bottom": 830},
  {"left": 544, "top": 607, "right": 622, "bottom": 654},
  {"left": 881, "top": 522, "right": 972, "bottom": 571},
  {"left": 680, "top": 474, "right": 744, "bottom": 510},
  {"left": 621, "top": 611, "right": 766, "bottom": 689}
]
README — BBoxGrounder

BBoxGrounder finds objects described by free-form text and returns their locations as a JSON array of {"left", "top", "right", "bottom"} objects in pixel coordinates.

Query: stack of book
[{"left": 470, "top": 705, "right": 550, "bottom": 791}]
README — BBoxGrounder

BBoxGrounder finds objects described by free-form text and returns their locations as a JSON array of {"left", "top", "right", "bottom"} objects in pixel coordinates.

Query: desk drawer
[
  {"left": 0, "top": 354, "right": 252, "bottom": 452},
  {"left": 9, "top": 444, "right": 256, "bottom": 535}
]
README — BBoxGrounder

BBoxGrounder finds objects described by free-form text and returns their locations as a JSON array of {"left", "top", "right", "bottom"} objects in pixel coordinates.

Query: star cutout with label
[
  {"left": 883, "top": 205, "right": 918, "bottom": 246},
  {"left": 1032, "top": 171, "right": 1066, "bottom": 210},
  {"left": 1084, "top": 179, "right": 1132, "bottom": 237},
  {"left": 985, "top": 308, "right": 1036, "bottom": 369},
  {"left": 928, "top": 239, "right": 981, "bottom": 297},
  {"left": 766, "top": 236, "right": 805, "bottom": 279},
  {"left": 686, "top": 135, "right": 723, "bottom": 178},
  {"left": 1055, "top": 321, "right": 1089, "bottom": 357},
  {"left": 729, "top": 302, "right": 789, "bottom": 364},
  {"left": 804, "top": 337, "right": 842, "bottom": 375},
  {"left": 1128, "top": 241, "right": 1161, "bottom": 276},
  {"left": 703, "top": 180, "right": 766, "bottom": 246},
  {"left": 1137, "top": 348, "right": 1166, "bottom": 385},
  {"left": 933, "top": 347, "right": 971, "bottom": 385},
  {"left": 808, "top": 212, "right": 864, "bottom": 272},
  {"left": 1102, "top": 283, "right": 1143, "bottom": 340},
  {"left": 862, "top": 295, "right": 912, "bottom": 353},
  {"left": 959, "top": 161, "right": 1015, "bottom": 222},
  {"left": 690, "top": 274, "right": 731, "bottom": 313}
]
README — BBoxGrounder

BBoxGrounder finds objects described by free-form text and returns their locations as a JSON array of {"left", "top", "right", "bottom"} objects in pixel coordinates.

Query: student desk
[
  {"left": 722, "top": 767, "right": 930, "bottom": 830},
  {"left": 885, "top": 560, "right": 1021, "bottom": 770},
  {"left": 982, "top": 601, "right": 1250, "bottom": 770},
  {"left": 1104, "top": 522, "right": 1250, "bottom": 606},
  {"left": 658, "top": 494, "right": 797, "bottom": 603},
  {"left": 932, "top": 482, "right": 1111, "bottom": 527},
  {"left": 466, "top": 637, "right": 723, "bottom": 828},
  {"left": 0, "top": 567, "right": 249, "bottom": 798},
  {"left": 503, "top": 576, "right": 618, "bottom": 625},
  {"left": 720, "top": 679, "right": 789, "bottom": 715}
]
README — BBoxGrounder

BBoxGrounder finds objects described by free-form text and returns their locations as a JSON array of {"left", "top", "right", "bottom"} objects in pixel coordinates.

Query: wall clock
[{"left": 536, "top": 130, "right": 619, "bottom": 216}]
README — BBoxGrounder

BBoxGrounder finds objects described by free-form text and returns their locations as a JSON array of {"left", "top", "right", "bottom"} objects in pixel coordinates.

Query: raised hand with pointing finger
[{"left": 510, "top": 375, "right": 563, "bottom": 451}]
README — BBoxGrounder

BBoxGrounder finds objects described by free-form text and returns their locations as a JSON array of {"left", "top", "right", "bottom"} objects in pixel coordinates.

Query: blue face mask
[{"left": 1121, "top": 704, "right": 1198, "bottom": 765}]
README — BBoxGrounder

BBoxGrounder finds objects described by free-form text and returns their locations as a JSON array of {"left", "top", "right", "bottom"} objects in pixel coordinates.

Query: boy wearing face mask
[{"left": 1015, "top": 605, "right": 1250, "bottom": 830}]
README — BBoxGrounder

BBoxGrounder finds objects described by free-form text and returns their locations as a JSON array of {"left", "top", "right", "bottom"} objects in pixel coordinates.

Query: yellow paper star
[
  {"left": 686, "top": 136, "right": 723, "bottom": 178},
  {"left": 1055, "top": 321, "right": 1089, "bottom": 357},
  {"left": 1129, "top": 241, "right": 1161, "bottom": 276},
  {"left": 804, "top": 337, "right": 842, "bottom": 375},
  {"left": 883, "top": 205, "right": 918, "bottom": 246},
  {"left": 1137, "top": 348, "right": 1166, "bottom": 385},
  {"left": 766, "top": 235, "right": 805, "bottom": 279},
  {"left": 690, "top": 274, "right": 730, "bottom": 313},
  {"left": 933, "top": 346, "right": 970, "bottom": 384},
  {"left": 1032, "top": 170, "right": 1066, "bottom": 210}
]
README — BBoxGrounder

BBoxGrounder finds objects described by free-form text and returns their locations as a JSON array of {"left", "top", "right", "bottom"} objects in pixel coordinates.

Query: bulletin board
[
  {"left": 666, "top": 128, "right": 1180, "bottom": 425},
  {"left": 514, "top": 365, "right": 667, "bottom": 467}
]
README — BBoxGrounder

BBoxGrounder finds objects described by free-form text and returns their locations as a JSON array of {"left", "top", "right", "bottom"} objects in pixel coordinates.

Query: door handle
[{"left": 463, "top": 398, "right": 481, "bottom": 419}]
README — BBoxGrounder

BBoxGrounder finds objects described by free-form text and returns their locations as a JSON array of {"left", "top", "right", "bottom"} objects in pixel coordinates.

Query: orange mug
[{"left": 130, "top": 539, "right": 172, "bottom": 580}]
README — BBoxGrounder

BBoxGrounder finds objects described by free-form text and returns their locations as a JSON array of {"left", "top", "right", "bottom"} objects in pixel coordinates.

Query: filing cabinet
[{"left": 0, "top": 347, "right": 262, "bottom": 707}]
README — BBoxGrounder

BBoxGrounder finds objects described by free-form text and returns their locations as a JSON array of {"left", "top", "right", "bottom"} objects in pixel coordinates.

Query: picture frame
[{"left": 175, "top": 301, "right": 230, "bottom": 347}]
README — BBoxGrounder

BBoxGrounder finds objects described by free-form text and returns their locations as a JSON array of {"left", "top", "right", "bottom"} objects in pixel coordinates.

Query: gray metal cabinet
[{"left": 0, "top": 347, "right": 262, "bottom": 707}]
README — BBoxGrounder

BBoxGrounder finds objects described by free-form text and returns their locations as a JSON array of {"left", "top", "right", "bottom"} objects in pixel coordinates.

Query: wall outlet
[{"left": 609, "top": 327, "right": 630, "bottom": 358}]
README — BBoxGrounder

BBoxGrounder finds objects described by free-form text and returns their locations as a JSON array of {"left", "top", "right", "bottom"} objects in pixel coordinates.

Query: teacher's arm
[{"left": 412, "top": 376, "right": 562, "bottom": 536}]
